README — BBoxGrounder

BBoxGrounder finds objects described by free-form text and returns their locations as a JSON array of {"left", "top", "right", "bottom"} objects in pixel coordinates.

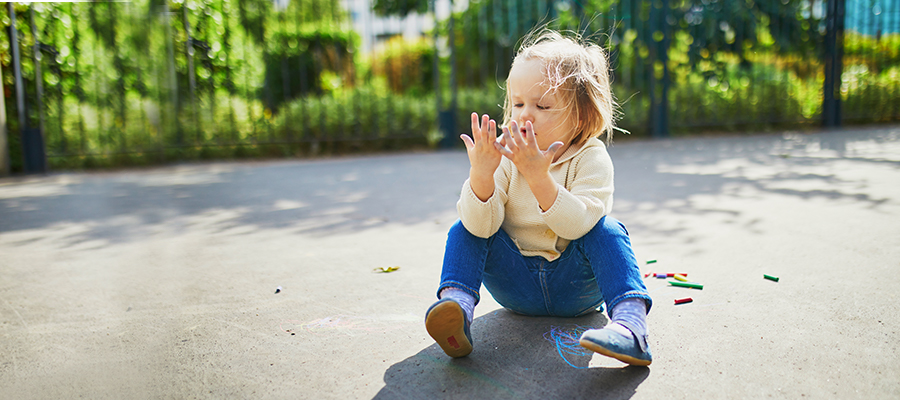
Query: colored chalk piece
[
  {"left": 656, "top": 273, "right": 667, "bottom": 278},
  {"left": 646, "top": 260, "right": 658, "bottom": 264},
  {"left": 764, "top": 274, "right": 779, "bottom": 282},
  {"left": 644, "top": 273, "right": 652, "bottom": 278},
  {"left": 673, "top": 274, "right": 689, "bottom": 282},
  {"left": 674, "top": 297, "right": 693, "bottom": 305},
  {"left": 666, "top": 273, "right": 688, "bottom": 277},
  {"left": 669, "top": 280, "right": 703, "bottom": 290}
]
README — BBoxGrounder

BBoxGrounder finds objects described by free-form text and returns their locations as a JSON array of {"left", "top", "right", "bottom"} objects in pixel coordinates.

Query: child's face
[{"left": 507, "top": 58, "right": 576, "bottom": 151}]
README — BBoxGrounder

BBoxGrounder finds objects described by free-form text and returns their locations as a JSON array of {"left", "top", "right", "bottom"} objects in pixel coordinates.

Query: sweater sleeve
[
  {"left": 540, "top": 147, "right": 614, "bottom": 240},
  {"left": 457, "top": 162, "right": 510, "bottom": 238}
]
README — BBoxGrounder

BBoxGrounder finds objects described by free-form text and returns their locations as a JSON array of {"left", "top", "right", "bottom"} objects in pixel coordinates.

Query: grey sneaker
[{"left": 579, "top": 326, "right": 652, "bottom": 366}]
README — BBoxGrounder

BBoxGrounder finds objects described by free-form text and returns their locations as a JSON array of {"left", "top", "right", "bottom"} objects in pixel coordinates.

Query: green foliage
[
  {"left": 372, "top": 0, "right": 428, "bottom": 17},
  {"left": 369, "top": 37, "right": 435, "bottom": 95},
  {"left": 283, "top": 0, "right": 347, "bottom": 25},
  {"left": 237, "top": 0, "right": 270, "bottom": 44},
  {"left": 0, "top": 0, "right": 897, "bottom": 172},
  {"left": 665, "top": 0, "right": 822, "bottom": 66},
  {"left": 274, "top": 85, "right": 437, "bottom": 143},
  {"left": 668, "top": 62, "right": 820, "bottom": 132},
  {"left": 263, "top": 26, "right": 358, "bottom": 110},
  {"left": 450, "top": 0, "right": 558, "bottom": 89},
  {"left": 842, "top": 64, "right": 900, "bottom": 123},
  {"left": 456, "top": 85, "right": 505, "bottom": 121},
  {"left": 844, "top": 32, "right": 900, "bottom": 72}
]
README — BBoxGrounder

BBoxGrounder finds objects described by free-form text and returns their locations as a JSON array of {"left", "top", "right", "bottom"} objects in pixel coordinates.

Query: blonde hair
[{"left": 501, "top": 29, "right": 618, "bottom": 146}]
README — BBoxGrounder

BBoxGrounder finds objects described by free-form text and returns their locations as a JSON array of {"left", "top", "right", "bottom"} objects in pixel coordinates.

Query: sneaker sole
[
  {"left": 425, "top": 301, "right": 472, "bottom": 358},
  {"left": 580, "top": 338, "right": 652, "bottom": 366}
]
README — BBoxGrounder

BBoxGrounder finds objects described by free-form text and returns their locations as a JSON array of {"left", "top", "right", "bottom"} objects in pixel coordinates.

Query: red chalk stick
[
  {"left": 644, "top": 273, "right": 652, "bottom": 278},
  {"left": 674, "top": 298, "right": 693, "bottom": 305},
  {"left": 666, "top": 273, "right": 688, "bottom": 277}
]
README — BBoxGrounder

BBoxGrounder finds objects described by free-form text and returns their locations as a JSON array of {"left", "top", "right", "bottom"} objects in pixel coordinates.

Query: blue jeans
[{"left": 438, "top": 216, "right": 652, "bottom": 317}]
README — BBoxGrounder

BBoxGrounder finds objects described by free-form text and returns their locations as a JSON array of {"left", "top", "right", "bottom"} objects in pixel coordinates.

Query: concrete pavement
[{"left": 1, "top": 125, "right": 898, "bottom": 399}]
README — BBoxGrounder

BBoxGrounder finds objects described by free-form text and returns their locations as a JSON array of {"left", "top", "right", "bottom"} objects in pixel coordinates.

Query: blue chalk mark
[{"left": 543, "top": 325, "right": 596, "bottom": 369}]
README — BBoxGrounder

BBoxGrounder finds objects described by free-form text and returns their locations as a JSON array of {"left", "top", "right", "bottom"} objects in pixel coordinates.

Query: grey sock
[
  {"left": 438, "top": 287, "right": 475, "bottom": 325},
  {"left": 608, "top": 297, "right": 649, "bottom": 339}
]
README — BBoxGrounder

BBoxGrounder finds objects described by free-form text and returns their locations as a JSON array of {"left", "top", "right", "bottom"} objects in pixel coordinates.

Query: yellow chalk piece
[
  {"left": 374, "top": 266, "right": 400, "bottom": 273},
  {"left": 673, "top": 274, "right": 689, "bottom": 282}
]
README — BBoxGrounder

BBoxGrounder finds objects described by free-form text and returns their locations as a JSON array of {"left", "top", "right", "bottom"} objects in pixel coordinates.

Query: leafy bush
[
  {"left": 369, "top": 37, "right": 435, "bottom": 96},
  {"left": 842, "top": 65, "right": 900, "bottom": 123},
  {"left": 262, "top": 27, "right": 359, "bottom": 110},
  {"left": 668, "top": 61, "right": 820, "bottom": 132},
  {"left": 455, "top": 85, "right": 505, "bottom": 126},
  {"left": 274, "top": 85, "right": 437, "bottom": 144}
]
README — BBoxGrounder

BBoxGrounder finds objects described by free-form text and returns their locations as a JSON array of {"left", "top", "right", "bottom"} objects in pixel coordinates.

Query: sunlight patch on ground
[
  {"left": 135, "top": 165, "right": 234, "bottom": 187},
  {"left": 0, "top": 180, "right": 74, "bottom": 199},
  {"left": 272, "top": 199, "right": 308, "bottom": 210}
]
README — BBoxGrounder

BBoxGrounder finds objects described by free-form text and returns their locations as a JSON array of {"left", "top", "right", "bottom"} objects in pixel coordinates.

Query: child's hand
[
  {"left": 495, "top": 120, "right": 563, "bottom": 180},
  {"left": 495, "top": 120, "right": 563, "bottom": 211},
  {"left": 460, "top": 113, "right": 502, "bottom": 201},
  {"left": 460, "top": 113, "right": 501, "bottom": 175}
]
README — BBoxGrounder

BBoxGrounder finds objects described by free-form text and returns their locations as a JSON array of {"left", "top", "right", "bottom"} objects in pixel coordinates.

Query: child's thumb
[
  {"left": 460, "top": 134, "right": 475, "bottom": 150},
  {"left": 547, "top": 141, "right": 564, "bottom": 155}
]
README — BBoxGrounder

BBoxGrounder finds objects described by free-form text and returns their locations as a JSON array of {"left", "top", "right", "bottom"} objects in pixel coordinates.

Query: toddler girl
[{"left": 424, "top": 29, "right": 653, "bottom": 366}]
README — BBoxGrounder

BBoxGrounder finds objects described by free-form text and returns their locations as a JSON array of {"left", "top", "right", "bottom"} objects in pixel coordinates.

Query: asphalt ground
[{"left": 1, "top": 125, "right": 898, "bottom": 399}]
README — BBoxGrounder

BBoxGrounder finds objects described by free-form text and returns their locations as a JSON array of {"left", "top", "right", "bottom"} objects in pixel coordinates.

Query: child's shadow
[{"left": 374, "top": 309, "right": 649, "bottom": 399}]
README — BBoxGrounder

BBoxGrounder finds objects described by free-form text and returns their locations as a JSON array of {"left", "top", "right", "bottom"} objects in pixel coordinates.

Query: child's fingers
[
  {"left": 546, "top": 141, "right": 564, "bottom": 156},
  {"left": 502, "top": 127, "right": 518, "bottom": 152},
  {"left": 509, "top": 121, "right": 527, "bottom": 148},
  {"left": 524, "top": 121, "right": 538, "bottom": 148},
  {"left": 488, "top": 119, "right": 497, "bottom": 141},
  {"left": 480, "top": 114, "right": 493, "bottom": 143},
  {"left": 505, "top": 121, "right": 515, "bottom": 144},
  {"left": 470, "top": 113, "right": 480, "bottom": 139},
  {"left": 460, "top": 134, "right": 475, "bottom": 150},
  {"left": 496, "top": 132, "right": 506, "bottom": 146},
  {"left": 493, "top": 141, "right": 512, "bottom": 157}
]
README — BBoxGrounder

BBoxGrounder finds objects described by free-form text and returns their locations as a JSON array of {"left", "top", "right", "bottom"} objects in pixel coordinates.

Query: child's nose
[{"left": 519, "top": 107, "right": 534, "bottom": 124}]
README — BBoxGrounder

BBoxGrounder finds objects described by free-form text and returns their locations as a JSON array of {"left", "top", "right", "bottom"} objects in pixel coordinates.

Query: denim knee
[
  {"left": 585, "top": 215, "right": 629, "bottom": 239},
  {"left": 575, "top": 215, "right": 653, "bottom": 313}
]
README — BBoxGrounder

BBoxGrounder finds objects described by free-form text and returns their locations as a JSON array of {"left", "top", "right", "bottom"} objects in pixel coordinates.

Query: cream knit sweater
[{"left": 457, "top": 137, "right": 614, "bottom": 261}]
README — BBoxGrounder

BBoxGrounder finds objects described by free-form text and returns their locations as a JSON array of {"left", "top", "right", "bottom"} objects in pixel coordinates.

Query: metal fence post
[
  {"left": 649, "top": 0, "right": 670, "bottom": 138},
  {"left": 437, "top": 0, "right": 457, "bottom": 149},
  {"left": 29, "top": 6, "right": 46, "bottom": 148},
  {"left": 163, "top": 0, "right": 180, "bottom": 150},
  {"left": 0, "top": 60, "right": 7, "bottom": 176},
  {"left": 9, "top": 3, "right": 45, "bottom": 173},
  {"left": 823, "top": 0, "right": 845, "bottom": 127},
  {"left": 431, "top": 0, "right": 441, "bottom": 137},
  {"left": 183, "top": 4, "right": 198, "bottom": 142}
]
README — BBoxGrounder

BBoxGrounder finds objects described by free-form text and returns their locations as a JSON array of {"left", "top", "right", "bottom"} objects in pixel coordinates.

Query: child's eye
[
  {"left": 513, "top": 103, "right": 524, "bottom": 108},
  {"left": 537, "top": 105, "right": 550, "bottom": 110}
]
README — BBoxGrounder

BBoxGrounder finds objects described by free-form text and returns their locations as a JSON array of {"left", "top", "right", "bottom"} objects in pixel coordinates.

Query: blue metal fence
[
  {"left": 440, "top": 0, "right": 899, "bottom": 138},
  {"left": 1, "top": 0, "right": 897, "bottom": 174}
]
